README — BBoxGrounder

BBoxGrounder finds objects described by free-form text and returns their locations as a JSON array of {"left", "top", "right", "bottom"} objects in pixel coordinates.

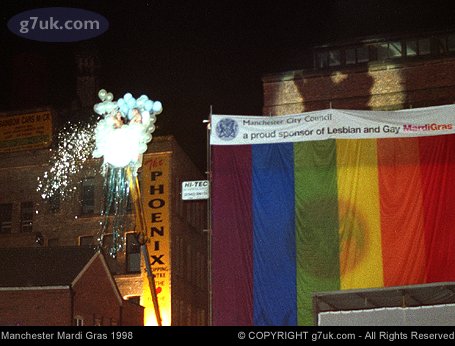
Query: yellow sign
[
  {"left": 141, "top": 153, "right": 172, "bottom": 326},
  {"left": 0, "top": 111, "right": 52, "bottom": 153}
]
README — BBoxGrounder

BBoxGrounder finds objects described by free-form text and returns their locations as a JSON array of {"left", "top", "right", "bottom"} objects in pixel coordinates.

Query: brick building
[
  {"left": 0, "top": 130, "right": 208, "bottom": 326},
  {"left": 0, "top": 246, "right": 143, "bottom": 326},
  {"left": 259, "top": 28, "right": 455, "bottom": 324},
  {"left": 263, "top": 29, "right": 455, "bottom": 114}
]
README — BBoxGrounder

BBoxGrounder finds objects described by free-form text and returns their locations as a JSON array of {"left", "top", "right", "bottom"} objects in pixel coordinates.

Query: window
[
  {"left": 186, "top": 304, "right": 192, "bottom": 325},
  {"left": 74, "top": 316, "right": 84, "bottom": 326},
  {"left": 81, "top": 177, "right": 95, "bottom": 215},
  {"left": 448, "top": 34, "right": 455, "bottom": 52},
  {"left": 101, "top": 233, "right": 113, "bottom": 249},
  {"left": 93, "top": 314, "right": 102, "bottom": 326},
  {"left": 388, "top": 41, "right": 402, "bottom": 58},
  {"left": 433, "top": 36, "right": 447, "bottom": 55},
  {"left": 126, "top": 233, "right": 141, "bottom": 273},
  {"left": 356, "top": 46, "right": 369, "bottom": 63},
  {"left": 20, "top": 201, "right": 33, "bottom": 232},
  {"left": 48, "top": 193, "right": 60, "bottom": 213},
  {"left": 316, "top": 51, "right": 329, "bottom": 69},
  {"left": 0, "top": 203, "right": 12, "bottom": 234},
  {"left": 419, "top": 38, "right": 431, "bottom": 55},
  {"left": 316, "top": 50, "right": 341, "bottom": 69},
  {"left": 406, "top": 39, "right": 417, "bottom": 56},
  {"left": 127, "top": 296, "right": 141, "bottom": 305},
  {"left": 328, "top": 50, "right": 341, "bottom": 66},
  {"left": 406, "top": 38, "right": 431, "bottom": 56},
  {"left": 35, "top": 232, "right": 44, "bottom": 246},
  {"left": 344, "top": 46, "right": 370, "bottom": 65},
  {"left": 79, "top": 235, "right": 94, "bottom": 246},
  {"left": 377, "top": 41, "right": 403, "bottom": 60}
]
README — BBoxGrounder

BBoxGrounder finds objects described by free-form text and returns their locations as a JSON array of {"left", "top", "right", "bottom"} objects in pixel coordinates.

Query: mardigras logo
[{"left": 215, "top": 118, "right": 239, "bottom": 141}]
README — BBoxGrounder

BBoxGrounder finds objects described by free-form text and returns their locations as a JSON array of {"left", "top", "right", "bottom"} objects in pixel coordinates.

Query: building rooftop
[{"left": 0, "top": 245, "right": 99, "bottom": 287}]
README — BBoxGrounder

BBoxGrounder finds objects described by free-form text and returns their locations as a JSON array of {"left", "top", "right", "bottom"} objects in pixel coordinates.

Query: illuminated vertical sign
[{"left": 141, "top": 153, "right": 171, "bottom": 326}]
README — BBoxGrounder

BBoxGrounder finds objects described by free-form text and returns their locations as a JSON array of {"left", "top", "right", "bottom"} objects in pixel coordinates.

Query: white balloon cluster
[
  {"left": 93, "top": 89, "right": 117, "bottom": 115},
  {"left": 92, "top": 89, "right": 163, "bottom": 172}
]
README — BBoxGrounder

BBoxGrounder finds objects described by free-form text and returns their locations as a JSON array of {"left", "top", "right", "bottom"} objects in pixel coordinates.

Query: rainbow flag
[{"left": 211, "top": 135, "right": 455, "bottom": 325}]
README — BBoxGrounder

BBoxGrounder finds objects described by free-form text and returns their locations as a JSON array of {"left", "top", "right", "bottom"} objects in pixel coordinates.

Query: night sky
[{"left": 1, "top": 0, "right": 454, "bottom": 171}]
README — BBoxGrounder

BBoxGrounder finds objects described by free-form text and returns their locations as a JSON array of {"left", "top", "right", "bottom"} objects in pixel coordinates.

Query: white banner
[{"left": 210, "top": 104, "right": 455, "bottom": 145}]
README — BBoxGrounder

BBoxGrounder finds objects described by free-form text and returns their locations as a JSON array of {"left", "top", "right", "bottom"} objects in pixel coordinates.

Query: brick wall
[
  {"left": 72, "top": 254, "right": 122, "bottom": 326},
  {"left": 0, "top": 289, "right": 71, "bottom": 326},
  {"left": 263, "top": 57, "right": 455, "bottom": 115},
  {"left": 121, "top": 300, "right": 144, "bottom": 326}
]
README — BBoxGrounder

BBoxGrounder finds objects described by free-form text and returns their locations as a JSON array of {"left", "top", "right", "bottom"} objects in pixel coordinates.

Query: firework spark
[{"left": 37, "top": 120, "right": 98, "bottom": 201}]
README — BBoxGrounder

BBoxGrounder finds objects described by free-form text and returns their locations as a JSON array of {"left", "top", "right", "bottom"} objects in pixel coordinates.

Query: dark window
[
  {"left": 48, "top": 193, "right": 60, "bottom": 213},
  {"left": 406, "top": 38, "right": 430, "bottom": 56},
  {"left": 0, "top": 203, "right": 12, "bottom": 234},
  {"left": 93, "top": 314, "right": 102, "bottom": 326},
  {"left": 126, "top": 233, "right": 141, "bottom": 273},
  {"left": 389, "top": 41, "right": 403, "bottom": 58},
  {"left": 102, "top": 233, "right": 113, "bottom": 250},
  {"left": 448, "top": 34, "right": 455, "bottom": 52},
  {"left": 127, "top": 296, "right": 141, "bottom": 305},
  {"left": 20, "top": 201, "right": 33, "bottom": 232},
  {"left": 377, "top": 41, "right": 402, "bottom": 60},
  {"left": 316, "top": 50, "right": 341, "bottom": 68},
  {"left": 406, "top": 39, "right": 417, "bottom": 56},
  {"left": 81, "top": 177, "right": 95, "bottom": 214},
  {"left": 328, "top": 50, "right": 341, "bottom": 66},
  {"left": 345, "top": 48, "right": 356, "bottom": 65},
  {"left": 316, "top": 51, "right": 329, "bottom": 69},
  {"left": 419, "top": 38, "right": 430, "bottom": 55},
  {"left": 79, "top": 235, "right": 94, "bottom": 246},
  {"left": 356, "top": 46, "right": 369, "bottom": 63},
  {"left": 433, "top": 36, "right": 447, "bottom": 55}
]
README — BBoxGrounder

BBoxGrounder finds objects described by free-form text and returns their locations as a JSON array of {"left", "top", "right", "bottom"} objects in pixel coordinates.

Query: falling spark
[{"left": 37, "top": 120, "right": 98, "bottom": 201}]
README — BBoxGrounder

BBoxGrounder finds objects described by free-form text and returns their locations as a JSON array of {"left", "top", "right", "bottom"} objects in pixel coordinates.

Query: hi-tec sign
[{"left": 181, "top": 180, "right": 209, "bottom": 200}]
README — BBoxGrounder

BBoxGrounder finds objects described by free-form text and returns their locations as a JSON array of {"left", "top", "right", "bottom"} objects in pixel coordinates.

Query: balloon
[
  {"left": 141, "top": 111, "right": 150, "bottom": 125},
  {"left": 120, "top": 104, "right": 129, "bottom": 116},
  {"left": 127, "top": 98, "right": 136, "bottom": 109},
  {"left": 98, "top": 89, "right": 107, "bottom": 101},
  {"left": 92, "top": 90, "right": 164, "bottom": 170},
  {"left": 138, "top": 95, "right": 149, "bottom": 103},
  {"left": 144, "top": 100, "right": 153, "bottom": 111},
  {"left": 136, "top": 98, "right": 145, "bottom": 108},
  {"left": 152, "top": 101, "right": 162, "bottom": 114},
  {"left": 104, "top": 101, "right": 118, "bottom": 114},
  {"left": 96, "top": 103, "right": 106, "bottom": 114}
]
